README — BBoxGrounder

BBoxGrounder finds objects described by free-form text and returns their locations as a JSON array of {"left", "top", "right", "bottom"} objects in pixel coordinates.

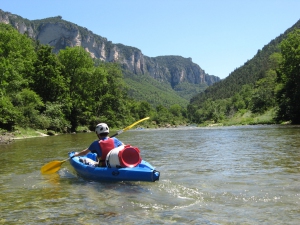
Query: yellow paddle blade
[
  {"left": 123, "top": 117, "right": 150, "bottom": 132},
  {"left": 40, "top": 160, "right": 66, "bottom": 175}
]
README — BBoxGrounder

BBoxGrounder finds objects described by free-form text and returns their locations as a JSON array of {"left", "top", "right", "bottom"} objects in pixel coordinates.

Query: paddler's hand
[{"left": 72, "top": 152, "right": 79, "bottom": 158}]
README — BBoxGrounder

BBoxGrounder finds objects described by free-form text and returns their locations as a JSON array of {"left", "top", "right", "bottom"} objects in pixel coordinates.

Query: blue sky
[{"left": 1, "top": 0, "right": 299, "bottom": 79}]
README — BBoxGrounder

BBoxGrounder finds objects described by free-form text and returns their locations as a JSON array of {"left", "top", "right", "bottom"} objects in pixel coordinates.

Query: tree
[
  {"left": 231, "top": 93, "right": 246, "bottom": 112},
  {"left": 0, "top": 23, "right": 36, "bottom": 130},
  {"left": 0, "top": 96, "right": 17, "bottom": 130},
  {"left": 0, "top": 24, "right": 36, "bottom": 96},
  {"left": 169, "top": 104, "right": 182, "bottom": 117},
  {"left": 137, "top": 101, "right": 153, "bottom": 119},
  {"left": 12, "top": 89, "right": 44, "bottom": 128},
  {"left": 276, "top": 29, "right": 300, "bottom": 124},
  {"left": 42, "top": 102, "right": 69, "bottom": 132},
  {"left": 58, "top": 46, "right": 94, "bottom": 131},
  {"left": 90, "top": 63, "right": 130, "bottom": 128},
  {"left": 251, "top": 70, "right": 276, "bottom": 113},
  {"left": 31, "top": 45, "right": 66, "bottom": 103},
  {"left": 154, "top": 104, "right": 172, "bottom": 125}
]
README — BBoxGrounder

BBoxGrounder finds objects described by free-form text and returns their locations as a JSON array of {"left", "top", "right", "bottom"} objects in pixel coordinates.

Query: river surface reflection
[{"left": 0, "top": 125, "right": 299, "bottom": 224}]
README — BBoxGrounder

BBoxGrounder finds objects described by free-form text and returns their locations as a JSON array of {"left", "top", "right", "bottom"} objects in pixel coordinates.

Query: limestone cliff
[{"left": 0, "top": 9, "right": 220, "bottom": 90}]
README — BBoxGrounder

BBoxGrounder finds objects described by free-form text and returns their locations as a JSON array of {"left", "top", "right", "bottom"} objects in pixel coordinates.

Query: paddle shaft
[{"left": 110, "top": 117, "right": 149, "bottom": 137}]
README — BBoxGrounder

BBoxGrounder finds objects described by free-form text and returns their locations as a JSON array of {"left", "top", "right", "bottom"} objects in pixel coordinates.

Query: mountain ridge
[{"left": 0, "top": 9, "right": 220, "bottom": 105}]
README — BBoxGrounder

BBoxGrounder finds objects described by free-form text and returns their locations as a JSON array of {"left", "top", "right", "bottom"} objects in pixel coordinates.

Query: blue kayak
[{"left": 68, "top": 152, "right": 160, "bottom": 182}]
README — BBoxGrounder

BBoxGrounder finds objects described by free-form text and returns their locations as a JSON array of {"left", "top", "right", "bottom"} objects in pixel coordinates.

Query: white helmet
[{"left": 95, "top": 123, "right": 109, "bottom": 134}]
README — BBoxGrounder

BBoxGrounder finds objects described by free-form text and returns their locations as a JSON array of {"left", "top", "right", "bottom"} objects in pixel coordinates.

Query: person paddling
[{"left": 73, "top": 123, "right": 124, "bottom": 167}]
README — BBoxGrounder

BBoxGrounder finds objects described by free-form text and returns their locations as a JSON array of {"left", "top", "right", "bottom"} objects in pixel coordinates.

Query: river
[{"left": 0, "top": 125, "right": 299, "bottom": 224}]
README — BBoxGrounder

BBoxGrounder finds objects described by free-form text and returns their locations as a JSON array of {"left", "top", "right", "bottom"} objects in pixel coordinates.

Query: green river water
[{"left": 0, "top": 125, "right": 299, "bottom": 224}]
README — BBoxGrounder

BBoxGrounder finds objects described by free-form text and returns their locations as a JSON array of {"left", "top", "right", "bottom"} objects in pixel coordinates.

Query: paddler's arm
[{"left": 73, "top": 148, "right": 91, "bottom": 157}]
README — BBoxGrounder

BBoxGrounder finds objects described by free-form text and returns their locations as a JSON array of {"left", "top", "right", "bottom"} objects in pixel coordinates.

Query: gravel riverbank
[{"left": 0, "top": 133, "right": 14, "bottom": 144}]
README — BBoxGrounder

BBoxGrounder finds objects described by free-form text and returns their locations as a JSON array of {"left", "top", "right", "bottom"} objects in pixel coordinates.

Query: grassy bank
[
  {"left": 223, "top": 108, "right": 277, "bottom": 126},
  {"left": 200, "top": 108, "right": 282, "bottom": 127},
  {"left": 9, "top": 127, "right": 49, "bottom": 139}
]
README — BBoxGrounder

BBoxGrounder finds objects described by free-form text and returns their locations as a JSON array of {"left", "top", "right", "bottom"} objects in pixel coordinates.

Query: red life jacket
[{"left": 98, "top": 138, "right": 115, "bottom": 167}]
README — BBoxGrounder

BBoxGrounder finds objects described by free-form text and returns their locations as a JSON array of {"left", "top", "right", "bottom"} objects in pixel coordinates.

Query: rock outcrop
[{"left": 0, "top": 10, "right": 220, "bottom": 89}]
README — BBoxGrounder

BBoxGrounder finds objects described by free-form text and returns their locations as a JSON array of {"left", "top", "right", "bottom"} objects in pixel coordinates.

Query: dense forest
[
  {"left": 0, "top": 23, "right": 187, "bottom": 133},
  {"left": 0, "top": 9, "right": 218, "bottom": 109},
  {"left": 1, "top": 20, "right": 300, "bottom": 134}
]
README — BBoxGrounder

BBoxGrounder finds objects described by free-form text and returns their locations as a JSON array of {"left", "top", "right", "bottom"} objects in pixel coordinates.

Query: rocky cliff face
[{"left": 0, "top": 10, "right": 220, "bottom": 87}]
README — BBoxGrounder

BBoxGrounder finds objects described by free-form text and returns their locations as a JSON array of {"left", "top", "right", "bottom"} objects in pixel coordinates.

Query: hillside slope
[
  {"left": 0, "top": 9, "right": 220, "bottom": 107},
  {"left": 190, "top": 19, "right": 300, "bottom": 106}
]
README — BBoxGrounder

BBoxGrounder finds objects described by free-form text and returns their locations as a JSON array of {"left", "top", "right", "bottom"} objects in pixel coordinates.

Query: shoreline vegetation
[
  {"left": 1, "top": 24, "right": 299, "bottom": 144},
  {"left": 0, "top": 109, "right": 290, "bottom": 145}
]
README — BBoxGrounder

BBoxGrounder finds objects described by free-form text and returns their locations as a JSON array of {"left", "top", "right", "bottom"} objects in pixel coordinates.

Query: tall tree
[
  {"left": 0, "top": 24, "right": 35, "bottom": 96},
  {"left": 90, "top": 63, "right": 130, "bottom": 127},
  {"left": 31, "top": 45, "right": 66, "bottom": 103},
  {"left": 276, "top": 29, "right": 300, "bottom": 124},
  {"left": 0, "top": 23, "right": 36, "bottom": 129},
  {"left": 58, "top": 46, "right": 94, "bottom": 131},
  {"left": 251, "top": 70, "right": 276, "bottom": 113}
]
